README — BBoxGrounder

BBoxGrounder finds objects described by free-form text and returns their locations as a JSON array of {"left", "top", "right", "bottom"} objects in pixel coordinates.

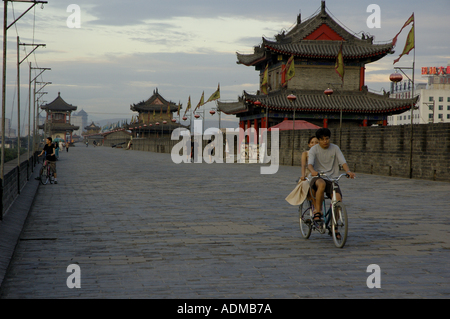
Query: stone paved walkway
[{"left": 0, "top": 145, "right": 449, "bottom": 298}]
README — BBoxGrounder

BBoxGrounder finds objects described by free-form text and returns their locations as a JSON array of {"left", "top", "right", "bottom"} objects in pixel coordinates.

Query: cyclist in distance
[
  {"left": 38, "top": 137, "right": 58, "bottom": 184},
  {"left": 307, "top": 128, "right": 355, "bottom": 223}
]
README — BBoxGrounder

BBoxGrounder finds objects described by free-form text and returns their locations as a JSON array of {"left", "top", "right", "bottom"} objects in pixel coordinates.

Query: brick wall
[{"left": 275, "top": 123, "right": 450, "bottom": 182}]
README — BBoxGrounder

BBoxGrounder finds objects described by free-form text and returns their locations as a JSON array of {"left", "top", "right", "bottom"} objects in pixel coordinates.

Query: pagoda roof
[
  {"left": 41, "top": 92, "right": 77, "bottom": 112},
  {"left": 217, "top": 89, "right": 418, "bottom": 116},
  {"left": 85, "top": 121, "right": 100, "bottom": 130},
  {"left": 237, "top": 1, "right": 393, "bottom": 66},
  {"left": 38, "top": 123, "right": 79, "bottom": 131},
  {"left": 131, "top": 88, "right": 181, "bottom": 113}
]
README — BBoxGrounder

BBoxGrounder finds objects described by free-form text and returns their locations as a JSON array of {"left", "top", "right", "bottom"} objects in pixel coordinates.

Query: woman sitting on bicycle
[
  {"left": 307, "top": 128, "right": 355, "bottom": 223},
  {"left": 38, "top": 137, "right": 58, "bottom": 184}
]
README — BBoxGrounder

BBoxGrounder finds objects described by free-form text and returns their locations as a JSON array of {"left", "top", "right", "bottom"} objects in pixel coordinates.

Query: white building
[
  {"left": 71, "top": 109, "right": 88, "bottom": 136},
  {"left": 388, "top": 63, "right": 450, "bottom": 125}
]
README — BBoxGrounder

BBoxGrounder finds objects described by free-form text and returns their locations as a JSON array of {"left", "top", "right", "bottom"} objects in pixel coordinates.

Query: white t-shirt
[{"left": 307, "top": 143, "right": 347, "bottom": 179}]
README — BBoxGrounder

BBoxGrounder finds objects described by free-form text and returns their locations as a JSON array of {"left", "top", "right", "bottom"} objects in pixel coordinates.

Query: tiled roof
[
  {"left": 38, "top": 123, "right": 79, "bottom": 131},
  {"left": 218, "top": 89, "right": 418, "bottom": 116},
  {"left": 41, "top": 93, "right": 77, "bottom": 112},
  {"left": 243, "top": 89, "right": 418, "bottom": 115},
  {"left": 262, "top": 39, "right": 393, "bottom": 60},
  {"left": 131, "top": 88, "right": 180, "bottom": 113},
  {"left": 236, "top": 2, "right": 393, "bottom": 66}
]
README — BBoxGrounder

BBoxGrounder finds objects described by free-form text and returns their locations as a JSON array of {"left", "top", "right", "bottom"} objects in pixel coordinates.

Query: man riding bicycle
[
  {"left": 38, "top": 137, "right": 58, "bottom": 184},
  {"left": 307, "top": 128, "right": 355, "bottom": 223}
]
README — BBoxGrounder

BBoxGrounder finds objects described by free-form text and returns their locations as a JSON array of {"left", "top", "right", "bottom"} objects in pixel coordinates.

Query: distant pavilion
[
  {"left": 128, "top": 88, "right": 187, "bottom": 137},
  {"left": 39, "top": 92, "right": 79, "bottom": 143}
]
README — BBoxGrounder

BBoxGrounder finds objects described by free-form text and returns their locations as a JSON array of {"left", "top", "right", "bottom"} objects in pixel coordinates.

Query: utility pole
[
  {"left": 1, "top": 0, "right": 47, "bottom": 182},
  {"left": 16, "top": 36, "right": 45, "bottom": 190}
]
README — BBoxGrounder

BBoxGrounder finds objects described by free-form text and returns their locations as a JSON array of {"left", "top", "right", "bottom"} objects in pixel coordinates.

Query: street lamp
[
  {"left": 389, "top": 66, "right": 415, "bottom": 179},
  {"left": 324, "top": 84, "right": 343, "bottom": 148}
]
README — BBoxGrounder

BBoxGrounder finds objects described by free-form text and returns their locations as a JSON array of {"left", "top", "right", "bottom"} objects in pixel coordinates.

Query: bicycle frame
[{"left": 301, "top": 173, "right": 348, "bottom": 235}]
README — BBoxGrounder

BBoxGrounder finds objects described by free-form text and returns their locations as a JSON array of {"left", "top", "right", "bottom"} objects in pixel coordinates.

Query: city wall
[
  {"left": 276, "top": 123, "right": 450, "bottom": 182},
  {"left": 1, "top": 153, "right": 37, "bottom": 219},
  {"left": 105, "top": 123, "right": 450, "bottom": 182}
]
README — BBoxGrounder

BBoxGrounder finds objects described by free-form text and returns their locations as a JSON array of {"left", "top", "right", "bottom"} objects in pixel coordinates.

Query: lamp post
[
  {"left": 287, "top": 93, "right": 297, "bottom": 166},
  {"left": 324, "top": 84, "right": 343, "bottom": 148},
  {"left": 390, "top": 66, "right": 415, "bottom": 179}
]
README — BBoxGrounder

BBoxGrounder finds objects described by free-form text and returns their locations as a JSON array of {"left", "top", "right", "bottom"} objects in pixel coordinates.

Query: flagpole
[{"left": 409, "top": 16, "right": 415, "bottom": 179}]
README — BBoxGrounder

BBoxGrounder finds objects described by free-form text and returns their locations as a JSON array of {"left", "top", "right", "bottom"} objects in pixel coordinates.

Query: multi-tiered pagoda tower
[
  {"left": 218, "top": 1, "right": 418, "bottom": 133},
  {"left": 39, "top": 92, "right": 79, "bottom": 143}
]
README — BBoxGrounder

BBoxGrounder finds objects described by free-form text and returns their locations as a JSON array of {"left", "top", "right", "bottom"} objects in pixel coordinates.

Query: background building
[
  {"left": 71, "top": 109, "right": 88, "bottom": 137},
  {"left": 388, "top": 62, "right": 450, "bottom": 125}
]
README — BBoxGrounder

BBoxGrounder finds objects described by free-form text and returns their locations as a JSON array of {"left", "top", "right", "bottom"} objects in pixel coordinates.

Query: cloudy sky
[{"left": 2, "top": 0, "right": 449, "bottom": 132}]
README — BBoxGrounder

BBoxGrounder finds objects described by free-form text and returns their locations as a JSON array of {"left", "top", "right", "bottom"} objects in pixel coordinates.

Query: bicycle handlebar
[{"left": 316, "top": 172, "right": 350, "bottom": 182}]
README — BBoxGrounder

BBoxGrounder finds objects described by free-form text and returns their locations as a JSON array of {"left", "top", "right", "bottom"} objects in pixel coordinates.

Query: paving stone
[{"left": 0, "top": 145, "right": 449, "bottom": 298}]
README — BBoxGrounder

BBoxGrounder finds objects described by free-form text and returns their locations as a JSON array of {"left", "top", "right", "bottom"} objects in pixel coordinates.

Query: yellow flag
[
  {"left": 261, "top": 65, "right": 268, "bottom": 95},
  {"left": 335, "top": 42, "right": 344, "bottom": 83},
  {"left": 184, "top": 96, "right": 191, "bottom": 116},
  {"left": 167, "top": 104, "right": 171, "bottom": 117},
  {"left": 195, "top": 91, "right": 205, "bottom": 111},
  {"left": 394, "top": 25, "right": 414, "bottom": 64},
  {"left": 392, "top": 13, "right": 414, "bottom": 46},
  {"left": 206, "top": 84, "right": 220, "bottom": 103},
  {"left": 286, "top": 55, "right": 295, "bottom": 81}
]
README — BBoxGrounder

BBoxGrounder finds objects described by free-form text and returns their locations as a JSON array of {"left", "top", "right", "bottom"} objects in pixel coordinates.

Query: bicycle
[
  {"left": 38, "top": 157, "right": 55, "bottom": 185},
  {"left": 298, "top": 173, "right": 349, "bottom": 248}
]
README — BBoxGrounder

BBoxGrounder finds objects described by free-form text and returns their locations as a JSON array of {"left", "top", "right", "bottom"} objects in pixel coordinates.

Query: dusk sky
[{"left": 2, "top": 0, "right": 449, "bottom": 132}]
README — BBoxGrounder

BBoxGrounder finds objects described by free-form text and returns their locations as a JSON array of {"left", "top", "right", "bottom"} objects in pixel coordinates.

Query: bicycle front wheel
[
  {"left": 299, "top": 201, "right": 312, "bottom": 239},
  {"left": 39, "top": 167, "right": 49, "bottom": 185},
  {"left": 332, "top": 202, "right": 348, "bottom": 248}
]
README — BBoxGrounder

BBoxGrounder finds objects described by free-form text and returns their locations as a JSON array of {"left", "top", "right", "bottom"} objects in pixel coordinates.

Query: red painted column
[
  {"left": 323, "top": 118, "right": 328, "bottom": 128},
  {"left": 363, "top": 119, "right": 368, "bottom": 127},
  {"left": 383, "top": 119, "right": 387, "bottom": 126},
  {"left": 239, "top": 120, "right": 245, "bottom": 148},
  {"left": 254, "top": 119, "right": 258, "bottom": 144},
  {"left": 247, "top": 120, "right": 250, "bottom": 143},
  {"left": 360, "top": 67, "right": 365, "bottom": 91}
]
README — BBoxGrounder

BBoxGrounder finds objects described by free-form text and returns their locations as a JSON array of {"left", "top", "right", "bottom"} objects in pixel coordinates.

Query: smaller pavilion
[
  {"left": 84, "top": 122, "right": 101, "bottom": 135},
  {"left": 39, "top": 92, "right": 79, "bottom": 143},
  {"left": 129, "top": 88, "right": 186, "bottom": 137}
]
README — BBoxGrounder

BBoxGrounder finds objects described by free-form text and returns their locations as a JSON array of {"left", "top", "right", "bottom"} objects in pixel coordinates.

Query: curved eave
[
  {"left": 217, "top": 100, "right": 248, "bottom": 115},
  {"left": 243, "top": 90, "right": 418, "bottom": 115},
  {"left": 236, "top": 50, "right": 267, "bottom": 66},
  {"left": 263, "top": 41, "right": 393, "bottom": 61}
]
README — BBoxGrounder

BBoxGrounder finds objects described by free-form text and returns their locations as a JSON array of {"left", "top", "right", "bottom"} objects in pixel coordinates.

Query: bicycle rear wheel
[
  {"left": 39, "top": 167, "right": 49, "bottom": 185},
  {"left": 298, "top": 201, "right": 312, "bottom": 239},
  {"left": 332, "top": 202, "right": 348, "bottom": 248}
]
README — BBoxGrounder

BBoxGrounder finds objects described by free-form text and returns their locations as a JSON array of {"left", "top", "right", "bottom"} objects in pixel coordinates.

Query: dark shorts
[
  {"left": 310, "top": 177, "right": 342, "bottom": 199},
  {"left": 47, "top": 161, "right": 57, "bottom": 174}
]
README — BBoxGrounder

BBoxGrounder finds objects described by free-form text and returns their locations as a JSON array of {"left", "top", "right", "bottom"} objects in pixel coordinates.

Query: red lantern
[
  {"left": 209, "top": 110, "right": 216, "bottom": 115},
  {"left": 324, "top": 88, "right": 334, "bottom": 96},
  {"left": 182, "top": 116, "right": 187, "bottom": 121},
  {"left": 287, "top": 94, "right": 297, "bottom": 101},
  {"left": 155, "top": 122, "right": 160, "bottom": 125},
  {"left": 171, "top": 118, "right": 176, "bottom": 122},
  {"left": 163, "top": 120, "right": 167, "bottom": 124},
  {"left": 149, "top": 124, "right": 153, "bottom": 127},
  {"left": 194, "top": 114, "right": 200, "bottom": 119},
  {"left": 389, "top": 72, "right": 403, "bottom": 83},
  {"left": 254, "top": 100, "right": 262, "bottom": 106},
  {"left": 130, "top": 127, "right": 133, "bottom": 130},
  {"left": 144, "top": 124, "right": 147, "bottom": 127}
]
